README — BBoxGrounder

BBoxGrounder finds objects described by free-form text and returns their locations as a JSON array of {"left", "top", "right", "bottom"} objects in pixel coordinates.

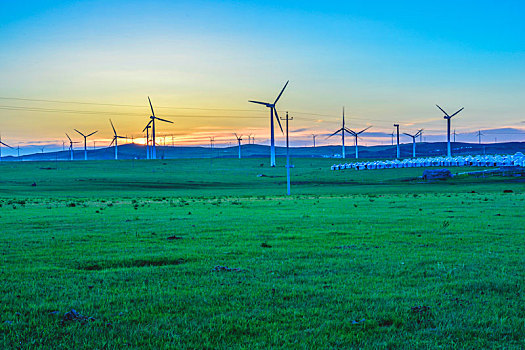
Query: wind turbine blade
[
  {"left": 109, "top": 119, "right": 117, "bottom": 136},
  {"left": 357, "top": 126, "right": 372, "bottom": 134},
  {"left": 74, "top": 129, "right": 85, "bottom": 137},
  {"left": 344, "top": 128, "right": 356, "bottom": 136},
  {"left": 116, "top": 136, "right": 126, "bottom": 139},
  {"left": 273, "top": 80, "right": 289, "bottom": 104},
  {"left": 436, "top": 104, "right": 450, "bottom": 117},
  {"left": 273, "top": 108, "right": 284, "bottom": 133},
  {"left": 248, "top": 100, "right": 269, "bottom": 106},
  {"left": 65, "top": 133, "right": 72, "bottom": 142},
  {"left": 326, "top": 128, "right": 343, "bottom": 139},
  {"left": 148, "top": 96, "right": 155, "bottom": 117},
  {"left": 415, "top": 129, "right": 424, "bottom": 137},
  {"left": 155, "top": 117, "right": 173, "bottom": 124},
  {"left": 142, "top": 120, "right": 152, "bottom": 132},
  {"left": 403, "top": 133, "right": 414, "bottom": 138},
  {"left": 109, "top": 138, "right": 115, "bottom": 146},
  {"left": 87, "top": 131, "right": 98, "bottom": 137},
  {"left": 234, "top": 133, "right": 238, "bottom": 139},
  {"left": 450, "top": 107, "right": 464, "bottom": 117},
  {"left": 0, "top": 141, "right": 13, "bottom": 148}
]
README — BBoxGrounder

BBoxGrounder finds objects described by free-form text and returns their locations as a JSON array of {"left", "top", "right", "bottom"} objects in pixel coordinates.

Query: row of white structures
[{"left": 331, "top": 153, "right": 525, "bottom": 170}]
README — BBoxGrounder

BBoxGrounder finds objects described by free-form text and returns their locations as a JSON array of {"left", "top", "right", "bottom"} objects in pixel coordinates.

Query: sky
[{"left": 1, "top": 0, "right": 524, "bottom": 154}]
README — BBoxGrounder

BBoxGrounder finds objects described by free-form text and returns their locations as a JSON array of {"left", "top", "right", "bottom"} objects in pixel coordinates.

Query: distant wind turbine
[
  {"left": 436, "top": 104, "right": 464, "bottom": 157},
  {"left": 234, "top": 133, "right": 243, "bottom": 159},
  {"left": 142, "top": 122, "right": 152, "bottom": 159},
  {"left": 403, "top": 129, "right": 423, "bottom": 158},
  {"left": 248, "top": 80, "right": 288, "bottom": 167},
  {"left": 477, "top": 130, "right": 484, "bottom": 144},
  {"left": 65, "top": 133, "right": 79, "bottom": 161},
  {"left": 312, "top": 134, "right": 317, "bottom": 148},
  {"left": 145, "top": 97, "right": 173, "bottom": 160},
  {"left": 326, "top": 107, "right": 349, "bottom": 158},
  {"left": 109, "top": 119, "right": 126, "bottom": 160},
  {"left": 74, "top": 129, "right": 98, "bottom": 160},
  {"left": 394, "top": 124, "right": 400, "bottom": 158},
  {"left": 346, "top": 126, "right": 372, "bottom": 159}
]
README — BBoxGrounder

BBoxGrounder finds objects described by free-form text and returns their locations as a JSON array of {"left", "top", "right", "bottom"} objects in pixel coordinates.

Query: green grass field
[{"left": 1, "top": 159, "right": 524, "bottom": 349}]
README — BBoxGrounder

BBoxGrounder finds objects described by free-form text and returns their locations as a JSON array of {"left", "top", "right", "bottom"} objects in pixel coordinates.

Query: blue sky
[{"left": 0, "top": 0, "right": 524, "bottom": 152}]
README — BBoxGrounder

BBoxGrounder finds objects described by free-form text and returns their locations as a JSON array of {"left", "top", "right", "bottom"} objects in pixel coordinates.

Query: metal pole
[
  {"left": 281, "top": 112, "right": 293, "bottom": 196},
  {"left": 394, "top": 124, "right": 400, "bottom": 158}
]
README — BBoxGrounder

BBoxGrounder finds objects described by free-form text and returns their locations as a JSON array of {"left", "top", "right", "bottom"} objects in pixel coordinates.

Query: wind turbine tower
[
  {"left": 234, "top": 133, "right": 243, "bottom": 159},
  {"left": 436, "top": 104, "right": 464, "bottom": 157},
  {"left": 74, "top": 129, "right": 98, "bottom": 160},
  {"left": 312, "top": 134, "right": 317, "bottom": 148},
  {"left": 477, "top": 130, "right": 483, "bottom": 144},
  {"left": 394, "top": 124, "right": 400, "bottom": 158},
  {"left": 403, "top": 129, "right": 423, "bottom": 158},
  {"left": 146, "top": 97, "right": 173, "bottom": 160},
  {"left": 248, "top": 81, "right": 288, "bottom": 167}
]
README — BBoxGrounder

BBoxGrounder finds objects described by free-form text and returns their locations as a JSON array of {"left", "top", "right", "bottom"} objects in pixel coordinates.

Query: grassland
[{"left": 1, "top": 158, "right": 524, "bottom": 349}]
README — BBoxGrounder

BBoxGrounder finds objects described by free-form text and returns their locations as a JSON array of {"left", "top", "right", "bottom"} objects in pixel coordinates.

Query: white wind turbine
[
  {"left": 109, "top": 119, "right": 126, "bottom": 160},
  {"left": 436, "top": 104, "right": 464, "bottom": 157},
  {"left": 74, "top": 129, "right": 98, "bottom": 160},
  {"left": 144, "top": 97, "right": 173, "bottom": 160},
  {"left": 248, "top": 81, "right": 288, "bottom": 167}
]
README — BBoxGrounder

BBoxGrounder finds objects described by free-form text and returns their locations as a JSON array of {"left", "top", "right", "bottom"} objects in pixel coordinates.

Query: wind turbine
[
  {"left": 209, "top": 136, "right": 215, "bottom": 149},
  {"left": 248, "top": 80, "right": 288, "bottom": 167},
  {"left": 436, "top": 104, "right": 464, "bottom": 157},
  {"left": 312, "top": 134, "right": 317, "bottom": 148},
  {"left": 65, "top": 133, "right": 79, "bottom": 161},
  {"left": 0, "top": 135, "right": 13, "bottom": 162},
  {"left": 234, "top": 133, "right": 243, "bottom": 159},
  {"left": 326, "top": 107, "right": 349, "bottom": 158},
  {"left": 146, "top": 97, "right": 173, "bottom": 160},
  {"left": 403, "top": 129, "right": 423, "bottom": 158},
  {"left": 346, "top": 126, "right": 372, "bottom": 159},
  {"left": 74, "top": 129, "right": 98, "bottom": 160},
  {"left": 109, "top": 119, "right": 126, "bottom": 160},
  {"left": 477, "top": 130, "right": 483, "bottom": 144},
  {"left": 142, "top": 122, "right": 151, "bottom": 159}
]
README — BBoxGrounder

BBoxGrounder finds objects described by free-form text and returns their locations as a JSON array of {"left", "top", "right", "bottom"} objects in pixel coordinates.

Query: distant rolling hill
[{"left": 3, "top": 141, "right": 525, "bottom": 161}]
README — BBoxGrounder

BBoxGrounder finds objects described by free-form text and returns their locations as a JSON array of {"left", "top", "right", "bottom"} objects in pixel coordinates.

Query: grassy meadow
[{"left": 0, "top": 158, "right": 524, "bottom": 348}]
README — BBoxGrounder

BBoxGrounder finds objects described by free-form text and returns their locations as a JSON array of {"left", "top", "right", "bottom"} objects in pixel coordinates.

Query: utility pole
[
  {"left": 394, "top": 124, "right": 400, "bottom": 159},
  {"left": 281, "top": 112, "right": 293, "bottom": 196}
]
